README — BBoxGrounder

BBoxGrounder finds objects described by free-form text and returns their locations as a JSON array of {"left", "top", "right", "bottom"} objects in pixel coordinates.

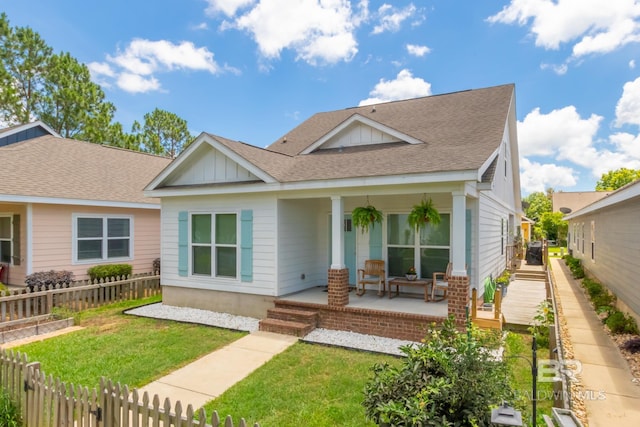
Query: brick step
[
  {"left": 266, "top": 307, "right": 318, "bottom": 325},
  {"left": 259, "top": 318, "right": 315, "bottom": 337}
]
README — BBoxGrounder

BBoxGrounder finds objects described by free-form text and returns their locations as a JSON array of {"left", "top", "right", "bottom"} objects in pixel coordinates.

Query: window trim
[
  {"left": 189, "top": 211, "right": 239, "bottom": 279},
  {"left": 72, "top": 214, "right": 134, "bottom": 264},
  {"left": 0, "top": 214, "right": 13, "bottom": 265}
]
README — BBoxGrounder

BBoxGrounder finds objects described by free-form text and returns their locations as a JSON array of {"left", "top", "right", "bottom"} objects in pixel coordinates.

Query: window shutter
[
  {"left": 369, "top": 223, "right": 382, "bottom": 260},
  {"left": 178, "top": 211, "right": 188, "bottom": 277},
  {"left": 12, "top": 214, "right": 20, "bottom": 266},
  {"left": 240, "top": 210, "right": 253, "bottom": 282}
]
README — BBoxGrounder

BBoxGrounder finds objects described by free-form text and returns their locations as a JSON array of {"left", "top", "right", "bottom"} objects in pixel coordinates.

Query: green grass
[
  {"left": 15, "top": 296, "right": 246, "bottom": 389},
  {"left": 202, "top": 342, "right": 400, "bottom": 427},
  {"left": 505, "top": 332, "right": 555, "bottom": 425}
]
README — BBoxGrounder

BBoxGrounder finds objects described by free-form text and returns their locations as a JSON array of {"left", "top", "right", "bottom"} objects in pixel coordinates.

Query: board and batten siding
[
  {"left": 30, "top": 204, "right": 161, "bottom": 281},
  {"left": 568, "top": 198, "right": 640, "bottom": 321},
  {"left": 161, "top": 194, "right": 277, "bottom": 295},
  {"left": 320, "top": 122, "right": 401, "bottom": 150}
]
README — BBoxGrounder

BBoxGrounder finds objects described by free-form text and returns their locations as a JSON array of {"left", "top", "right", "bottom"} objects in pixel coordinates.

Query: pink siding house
[{"left": 0, "top": 123, "right": 171, "bottom": 286}]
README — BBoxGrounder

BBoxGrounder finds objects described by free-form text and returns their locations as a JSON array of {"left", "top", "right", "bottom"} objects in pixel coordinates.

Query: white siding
[
  {"left": 161, "top": 194, "right": 277, "bottom": 295},
  {"left": 477, "top": 193, "right": 510, "bottom": 294},
  {"left": 167, "top": 144, "right": 259, "bottom": 186},
  {"left": 320, "top": 122, "right": 400, "bottom": 150},
  {"left": 568, "top": 198, "right": 640, "bottom": 320}
]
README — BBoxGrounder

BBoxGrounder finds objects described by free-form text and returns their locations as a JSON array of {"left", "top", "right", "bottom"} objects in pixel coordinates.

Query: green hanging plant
[
  {"left": 352, "top": 204, "right": 383, "bottom": 234},
  {"left": 408, "top": 197, "right": 441, "bottom": 231}
]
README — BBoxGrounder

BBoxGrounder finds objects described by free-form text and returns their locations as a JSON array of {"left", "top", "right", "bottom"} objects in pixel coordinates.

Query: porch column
[
  {"left": 328, "top": 196, "right": 349, "bottom": 306},
  {"left": 447, "top": 275, "right": 470, "bottom": 328},
  {"left": 451, "top": 191, "right": 467, "bottom": 276}
]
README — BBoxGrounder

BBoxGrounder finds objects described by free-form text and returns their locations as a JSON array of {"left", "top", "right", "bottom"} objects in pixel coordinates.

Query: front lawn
[{"left": 15, "top": 296, "right": 246, "bottom": 389}]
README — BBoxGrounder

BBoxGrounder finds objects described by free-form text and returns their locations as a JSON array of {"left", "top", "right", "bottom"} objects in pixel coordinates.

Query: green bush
[
  {"left": 0, "top": 389, "right": 22, "bottom": 427},
  {"left": 564, "top": 255, "right": 585, "bottom": 279},
  {"left": 363, "top": 316, "right": 512, "bottom": 426},
  {"left": 87, "top": 264, "right": 133, "bottom": 281},
  {"left": 605, "top": 311, "right": 639, "bottom": 335}
]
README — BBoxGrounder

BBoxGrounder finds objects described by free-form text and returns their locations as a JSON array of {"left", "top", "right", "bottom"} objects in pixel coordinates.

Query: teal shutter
[
  {"left": 240, "top": 210, "right": 253, "bottom": 282},
  {"left": 178, "top": 211, "right": 188, "bottom": 277},
  {"left": 369, "top": 223, "right": 383, "bottom": 260}
]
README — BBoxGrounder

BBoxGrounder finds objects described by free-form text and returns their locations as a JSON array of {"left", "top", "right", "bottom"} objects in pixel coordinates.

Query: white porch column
[
  {"left": 330, "top": 196, "right": 345, "bottom": 269},
  {"left": 451, "top": 191, "right": 467, "bottom": 276}
]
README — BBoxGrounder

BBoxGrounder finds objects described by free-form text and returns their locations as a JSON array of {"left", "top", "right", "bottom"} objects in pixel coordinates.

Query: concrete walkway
[
  {"left": 137, "top": 331, "right": 298, "bottom": 409},
  {"left": 550, "top": 258, "right": 640, "bottom": 427}
]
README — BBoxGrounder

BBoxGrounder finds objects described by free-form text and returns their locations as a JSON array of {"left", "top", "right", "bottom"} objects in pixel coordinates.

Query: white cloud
[
  {"left": 229, "top": 0, "right": 360, "bottom": 65},
  {"left": 372, "top": 3, "right": 417, "bottom": 34},
  {"left": 518, "top": 106, "right": 602, "bottom": 158},
  {"left": 358, "top": 69, "right": 431, "bottom": 106},
  {"left": 615, "top": 76, "right": 640, "bottom": 126},
  {"left": 117, "top": 73, "right": 161, "bottom": 93},
  {"left": 519, "top": 157, "right": 578, "bottom": 193},
  {"left": 630, "top": 59, "right": 636, "bottom": 68},
  {"left": 205, "top": 0, "right": 256, "bottom": 17},
  {"left": 488, "top": 0, "right": 640, "bottom": 59},
  {"left": 191, "top": 22, "right": 210, "bottom": 31},
  {"left": 609, "top": 131, "right": 640, "bottom": 159},
  {"left": 406, "top": 44, "right": 430, "bottom": 57},
  {"left": 90, "top": 39, "right": 221, "bottom": 94}
]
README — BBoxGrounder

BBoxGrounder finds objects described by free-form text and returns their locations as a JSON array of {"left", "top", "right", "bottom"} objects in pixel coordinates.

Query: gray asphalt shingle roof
[{"left": 208, "top": 84, "right": 514, "bottom": 183}]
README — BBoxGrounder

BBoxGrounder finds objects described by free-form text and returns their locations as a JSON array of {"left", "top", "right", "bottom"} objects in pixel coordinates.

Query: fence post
[{"left": 23, "top": 361, "right": 40, "bottom": 427}]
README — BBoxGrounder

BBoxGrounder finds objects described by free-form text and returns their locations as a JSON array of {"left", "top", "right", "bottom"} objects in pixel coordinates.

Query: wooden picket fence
[
  {"left": 0, "top": 273, "right": 161, "bottom": 324},
  {"left": 1, "top": 350, "right": 259, "bottom": 427}
]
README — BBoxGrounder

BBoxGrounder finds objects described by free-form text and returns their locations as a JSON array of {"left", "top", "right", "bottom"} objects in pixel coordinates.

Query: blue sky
[{"left": 4, "top": 0, "right": 640, "bottom": 195}]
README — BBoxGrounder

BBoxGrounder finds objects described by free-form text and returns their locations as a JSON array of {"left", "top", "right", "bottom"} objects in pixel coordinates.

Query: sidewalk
[
  {"left": 137, "top": 331, "right": 298, "bottom": 409},
  {"left": 550, "top": 258, "right": 640, "bottom": 427}
]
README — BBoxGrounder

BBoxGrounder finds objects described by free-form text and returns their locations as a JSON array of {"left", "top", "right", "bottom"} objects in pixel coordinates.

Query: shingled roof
[
  {"left": 0, "top": 135, "right": 172, "bottom": 205},
  {"left": 209, "top": 84, "right": 514, "bottom": 183}
]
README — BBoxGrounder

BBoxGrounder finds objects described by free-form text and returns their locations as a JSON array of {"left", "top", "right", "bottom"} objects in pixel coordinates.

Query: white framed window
[
  {"left": 386, "top": 213, "right": 450, "bottom": 279},
  {"left": 73, "top": 214, "right": 133, "bottom": 263},
  {"left": 0, "top": 215, "right": 12, "bottom": 264},
  {"left": 190, "top": 212, "right": 238, "bottom": 278}
]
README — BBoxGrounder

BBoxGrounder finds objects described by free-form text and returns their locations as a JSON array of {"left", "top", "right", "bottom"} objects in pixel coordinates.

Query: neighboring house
[
  {"left": 145, "top": 84, "right": 523, "bottom": 337},
  {"left": 565, "top": 180, "right": 640, "bottom": 325},
  {"left": 552, "top": 191, "right": 612, "bottom": 215},
  {"left": 0, "top": 125, "right": 172, "bottom": 286},
  {"left": 0, "top": 120, "right": 60, "bottom": 147},
  {"left": 521, "top": 216, "right": 534, "bottom": 243}
]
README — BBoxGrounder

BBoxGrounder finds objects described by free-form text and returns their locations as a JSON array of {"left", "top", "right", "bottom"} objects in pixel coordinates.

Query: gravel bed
[{"left": 126, "top": 303, "right": 416, "bottom": 356}]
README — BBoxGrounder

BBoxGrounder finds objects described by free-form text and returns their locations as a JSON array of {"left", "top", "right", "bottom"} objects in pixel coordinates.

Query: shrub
[
  {"left": 605, "top": 311, "right": 639, "bottom": 335},
  {"left": 153, "top": 257, "right": 160, "bottom": 274},
  {"left": 0, "top": 389, "right": 22, "bottom": 427},
  {"left": 363, "top": 316, "right": 512, "bottom": 426},
  {"left": 87, "top": 264, "right": 133, "bottom": 281},
  {"left": 564, "top": 255, "right": 585, "bottom": 279},
  {"left": 621, "top": 337, "right": 640, "bottom": 354},
  {"left": 528, "top": 300, "right": 554, "bottom": 348},
  {"left": 25, "top": 270, "right": 74, "bottom": 291}
]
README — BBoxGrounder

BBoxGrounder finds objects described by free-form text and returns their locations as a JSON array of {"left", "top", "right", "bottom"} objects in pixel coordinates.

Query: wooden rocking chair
[
  {"left": 357, "top": 260, "right": 386, "bottom": 297},
  {"left": 431, "top": 262, "right": 453, "bottom": 302}
]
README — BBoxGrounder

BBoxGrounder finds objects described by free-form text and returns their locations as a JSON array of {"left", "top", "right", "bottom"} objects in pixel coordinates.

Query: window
[
  {"left": 74, "top": 215, "right": 132, "bottom": 262},
  {"left": 191, "top": 213, "right": 237, "bottom": 278},
  {"left": 590, "top": 221, "right": 595, "bottom": 261},
  {"left": 387, "top": 213, "right": 450, "bottom": 279},
  {"left": 0, "top": 216, "right": 12, "bottom": 264}
]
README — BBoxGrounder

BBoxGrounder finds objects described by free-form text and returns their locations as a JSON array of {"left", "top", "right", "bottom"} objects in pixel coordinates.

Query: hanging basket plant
[
  {"left": 352, "top": 204, "right": 383, "bottom": 234},
  {"left": 408, "top": 197, "right": 441, "bottom": 231}
]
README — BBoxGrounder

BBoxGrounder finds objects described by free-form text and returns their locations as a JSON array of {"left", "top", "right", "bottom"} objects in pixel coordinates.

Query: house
[
  {"left": 552, "top": 191, "right": 612, "bottom": 215},
  {"left": 0, "top": 124, "right": 172, "bottom": 286},
  {"left": 145, "top": 84, "right": 523, "bottom": 339},
  {"left": 564, "top": 180, "right": 640, "bottom": 325}
]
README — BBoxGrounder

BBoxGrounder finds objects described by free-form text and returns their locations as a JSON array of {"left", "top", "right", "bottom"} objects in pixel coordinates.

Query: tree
[
  {"left": 136, "top": 108, "right": 193, "bottom": 157},
  {"left": 0, "top": 13, "right": 52, "bottom": 124},
  {"left": 363, "top": 316, "right": 511, "bottom": 426},
  {"left": 535, "top": 211, "right": 568, "bottom": 244},
  {"left": 595, "top": 168, "right": 640, "bottom": 191},
  {"left": 38, "top": 52, "right": 116, "bottom": 141},
  {"left": 522, "top": 191, "right": 552, "bottom": 223}
]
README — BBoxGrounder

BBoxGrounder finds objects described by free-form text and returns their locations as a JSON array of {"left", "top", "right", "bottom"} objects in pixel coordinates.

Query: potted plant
[
  {"left": 405, "top": 266, "right": 417, "bottom": 281},
  {"left": 352, "top": 204, "right": 383, "bottom": 233},
  {"left": 408, "top": 197, "right": 441, "bottom": 231}
]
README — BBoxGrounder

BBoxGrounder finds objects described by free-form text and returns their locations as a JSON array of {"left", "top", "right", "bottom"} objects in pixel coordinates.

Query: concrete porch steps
[
  {"left": 259, "top": 307, "right": 318, "bottom": 337},
  {"left": 514, "top": 271, "right": 547, "bottom": 281}
]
